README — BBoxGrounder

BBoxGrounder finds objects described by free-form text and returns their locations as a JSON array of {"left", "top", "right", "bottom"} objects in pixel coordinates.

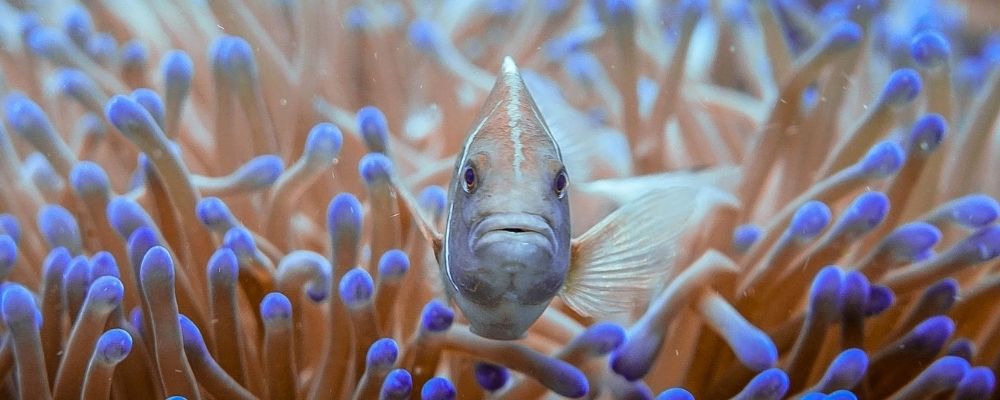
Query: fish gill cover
[{"left": 0, "top": 0, "right": 997, "bottom": 399}]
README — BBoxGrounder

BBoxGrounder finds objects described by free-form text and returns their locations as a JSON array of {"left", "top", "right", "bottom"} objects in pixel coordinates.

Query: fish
[{"left": 393, "top": 57, "right": 701, "bottom": 340}]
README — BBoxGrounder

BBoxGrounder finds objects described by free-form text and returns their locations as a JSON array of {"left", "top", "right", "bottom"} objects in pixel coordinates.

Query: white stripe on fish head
[{"left": 503, "top": 57, "right": 525, "bottom": 180}]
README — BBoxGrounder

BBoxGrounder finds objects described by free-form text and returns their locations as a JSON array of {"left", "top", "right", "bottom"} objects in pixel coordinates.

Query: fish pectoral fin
[
  {"left": 390, "top": 176, "right": 444, "bottom": 252},
  {"left": 559, "top": 186, "right": 701, "bottom": 318}
]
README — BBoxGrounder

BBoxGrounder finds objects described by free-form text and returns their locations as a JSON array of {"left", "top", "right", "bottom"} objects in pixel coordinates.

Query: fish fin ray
[{"left": 560, "top": 186, "right": 700, "bottom": 318}]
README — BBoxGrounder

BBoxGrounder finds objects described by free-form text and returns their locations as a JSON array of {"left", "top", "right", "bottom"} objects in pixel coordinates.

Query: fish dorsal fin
[
  {"left": 390, "top": 176, "right": 443, "bottom": 255},
  {"left": 560, "top": 186, "right": 700, "bottom": 318}
]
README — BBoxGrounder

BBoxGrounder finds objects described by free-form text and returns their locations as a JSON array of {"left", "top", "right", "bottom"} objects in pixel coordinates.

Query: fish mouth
[{"left": 470, "top": 213, "right": 556, "bottom": 250}]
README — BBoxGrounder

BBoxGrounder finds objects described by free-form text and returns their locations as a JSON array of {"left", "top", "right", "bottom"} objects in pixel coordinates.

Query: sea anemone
[{"left": 0, "top": 0, "right": 998, "bottom": 399}]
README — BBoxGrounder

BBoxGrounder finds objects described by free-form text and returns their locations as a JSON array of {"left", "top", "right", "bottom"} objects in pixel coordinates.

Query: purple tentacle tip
[
  {"left": 840, "top": 271, "right": 870, "bottom": 316},
  {"left": 4, "top": 93, "right": 51, "bottom": 137},
  {"left": 655, "top": 388, "right": 694, "bottom": 400},
  {"left": 0, "top": 215, "right": 20, "bottom": 244},
  {"left": 357, "top": 106, "right": 390, "bottom": 153},
  {"left": 95, "top": 328, "right": 133, "bottom": 363},
  {"left": 63, "top": 6, "right": 93, "bottom": 46},
  {"left": 879, "top": 68, "right": 922, "bottom": 106},
  {"left": 1, "top": 285, "right": 40, "bottom": 328},
  {"left": 904, "top": 316, "right": 955, "bottom": 355},
  {"left": 207, "top": 247, "right": 239, "bottom": 285},
  {"left": 825, "top": 21, "right": 863, "bottom": 52},
  {"left": 380, "top": 368, "right": 412, "bottom": 400},
  {"left": 788, "top": 201, "right": 832, "bottom": 241},
  {"left": 106, "top": 95, "right": 160, "bottom": 138},
  {"left": 235, "top": 154, "right": 284, "bottom": 189},
  {"left": 408, "top": 20, "right": 440, "bottom": 54},
  {"left": 857, "top": 141, "right": 905, "bottom": 178},
  {"left": 420, "top": 299, "right": 454, "bottom": 333},
  {"left": 339, "top": 267, "right": 374, "bottom": 308},
  {"left": 817, "top": 348, "right": 868, "bottom": 390},
  {"left": 108, "top": 196, "right": 154, "bottom": 239},
  {"left": 907, "top": 114, "right": 947, "bottom": 155},
  {"left": 223, "top": 227, "right": 257, "bottom": 260},
  {"left": 911, "top": 31, "right": 951, "bottom": 68},
  {"left": 327, "top": 193, "right": 363, "bottom": 234},
  {"left": 421, "top": 377, "right": 456, "bottom": 400},
  {"left": 474, "top": 363, "right": 509, "bottom": 391},
  {"left": 223, "top": 36, "right": 257, "bottom": 78},
  {"left": 809, "top": 266, "right": 844, "bottom": 321},
  {"left": 260, "top": 292, "right": 292, "bottom": 323},
  {"left": 954, "top": 225, "right": 1000, "bottom": 262},
  {"left": 825, "top": 390, "right": 858, "bottom": 400},
  {"left": 378, "top": 249, "right": 410, "bottom": 280},
  {"left": 946, "top": 194, "right": 1000, "bottom": 228},
  {"left": 126, "top": 227, "right": 159, "bottom": 269},
  {"left": 359, "top": 152, "right": 393, "bottom": 184},
  {"left": 304, "top": 122, "right": 343, "bottom": 167},
  {"left": 70, "top": 161, "right": 111, "bottom": 197},
  {"left": 839, "top": 192, "right": 889, "bottom": 234},
  {"left": 196, "top": 197, "right": 236, "bottom": 231},
  {"left": 0, "top": 236, "right": 17, "bottom": 276},
  {"left": 88, "top": 276, "right": 125, "bottom": 307},
  {"left": 37, "top": 205, "right": 82, "bottom": 252},
  {"left": 946, "top": 338, "right": 975, "bottom": 361},
  {"left": 86, "top": 33, "right": 116, "bottom": 64},
  {"left": 56, "top": 68, "right": 99, "bottom": 101},
  {"left": 140, "top": 246, "right": 175, "bottom": 283},
  {"left": 864, "top": 285, "right": 894, "bottom": 316},
  {"left": 162, "top": 50, "right": 194, "bottom": 84},
  {"left": 604, "top": 0, "right": 636, "bottom": 18},
  {"left": 419, "top": 186, "right": 447, "bottom": 217},
  {"left": 90, "top": 251, "right": 120, "bottom": 279},
  {"left": 366, "top": 338, "right": 399, "bottom": 370},
  {"left": 954, "top": 366, "right": 995, "bottom": 400},
  {"left": 733, "top": 368, "right": 789, "bottom": 400},
  {"left": 733, "top": 224, "right": 761, "bottom": 252},
  {"left": 611, "top": 326, "right": 662, "bottom": 381},
  {"left": 575, "top": 321, "right": 626, "bottom": 355},
  {"left": 120, "top": 40, "right": 148, "bottom": 66},
  {"left": 26, "top": 27, "right": 70, "bottom": 60},
  {"left": 131, "top": 88, "right": 165, "bottom": 128},
  {"left": 884, "top": 222, "right": 941, "bottom": 262},
  {"left": 178, "top": 314, "right": 207, "bottom": 356}
]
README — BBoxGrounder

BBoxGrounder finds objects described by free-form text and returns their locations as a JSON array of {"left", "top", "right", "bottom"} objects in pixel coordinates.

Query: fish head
[{"left": 443, "top": 57, "right": 572, "bottom": 340}]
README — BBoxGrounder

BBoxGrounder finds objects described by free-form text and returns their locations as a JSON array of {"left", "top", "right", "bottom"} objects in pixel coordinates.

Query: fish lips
[{"left": 469, "top": 213, "right": 557, "bottom": 254}]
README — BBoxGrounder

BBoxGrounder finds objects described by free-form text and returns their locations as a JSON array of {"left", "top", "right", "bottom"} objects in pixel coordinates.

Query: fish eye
[
  {"left": 553, "top": 169, "right": 568, "bottom": 198},
  {"left": 463, "top": 165, "right": 477, "bottom": 193}
]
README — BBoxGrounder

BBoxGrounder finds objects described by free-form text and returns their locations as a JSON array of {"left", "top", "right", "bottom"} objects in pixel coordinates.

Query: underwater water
[{"left": 0, "top": 0, "right": 998, "bottom": 399}]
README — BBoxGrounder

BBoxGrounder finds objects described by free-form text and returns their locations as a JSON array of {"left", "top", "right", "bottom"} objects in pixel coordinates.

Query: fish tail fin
[{"left": 559, "top": 186, "right": 702, "bottom": 318}]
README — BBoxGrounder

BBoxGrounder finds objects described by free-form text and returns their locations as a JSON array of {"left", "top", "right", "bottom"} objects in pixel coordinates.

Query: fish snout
[{"left": 470, "top": 213, "right": 556, "bottom": 251}]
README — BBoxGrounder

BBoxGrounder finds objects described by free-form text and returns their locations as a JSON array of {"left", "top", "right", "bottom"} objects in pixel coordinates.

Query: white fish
[{"left": 396, "top": 57, "right": 699, "bottom": 340}]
